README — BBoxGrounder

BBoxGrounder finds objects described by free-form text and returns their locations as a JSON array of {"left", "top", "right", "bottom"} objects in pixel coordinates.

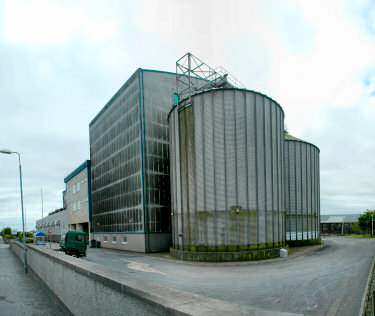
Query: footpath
[{"left": 0, "top": 239, "right": 66, "bottom": 315}]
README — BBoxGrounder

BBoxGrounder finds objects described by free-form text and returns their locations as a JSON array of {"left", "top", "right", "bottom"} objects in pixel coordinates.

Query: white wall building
[{"left": 64, "top": 160, "right": 91, "bottom": 237}]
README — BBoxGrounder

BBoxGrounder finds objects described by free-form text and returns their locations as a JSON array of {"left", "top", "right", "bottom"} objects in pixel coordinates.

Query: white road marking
[{"left": 122, "top": 260, "right": 167, "bottom": 275}]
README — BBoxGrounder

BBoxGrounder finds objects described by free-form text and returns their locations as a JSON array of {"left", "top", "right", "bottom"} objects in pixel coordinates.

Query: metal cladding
[
  {"left": 284, "top": 134, "right": 320, "bottom": 242},
  {"left": 89, "top": 69, "right": 175, "bottom": 252},
  {"left": 169, "top": 88, "right": 285, "bottom": 255}
]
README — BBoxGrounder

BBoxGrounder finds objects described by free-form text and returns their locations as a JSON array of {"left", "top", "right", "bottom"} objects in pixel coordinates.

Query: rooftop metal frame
[{"left": 176, "top": 52, "right": 245, "bottom": 103}]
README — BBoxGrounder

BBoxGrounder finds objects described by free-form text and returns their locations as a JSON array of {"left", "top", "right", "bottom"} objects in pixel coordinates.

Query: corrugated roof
[
  {"left": 284, "top": 133, "right": 320, "bottom": 151},
  {"left": 320, "top": 214, "right": 360, "bottom": 223},
  {"left": 284, "top": 133, "right": 304, "bottom": 141}
]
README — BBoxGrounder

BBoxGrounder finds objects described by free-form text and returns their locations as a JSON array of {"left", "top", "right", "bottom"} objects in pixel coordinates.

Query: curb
[{"left": 360, "top": 255, "right": 375, "bottom": 315}]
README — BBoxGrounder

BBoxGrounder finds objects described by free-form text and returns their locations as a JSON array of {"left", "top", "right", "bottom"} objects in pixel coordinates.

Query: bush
[{"left": 3, "top": 234, "right": 16, "bottom": 239}]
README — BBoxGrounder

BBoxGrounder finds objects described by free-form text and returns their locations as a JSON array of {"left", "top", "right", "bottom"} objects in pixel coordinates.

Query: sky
[{"left": 1, "top": 0, "right": 375, "bottom": 231}]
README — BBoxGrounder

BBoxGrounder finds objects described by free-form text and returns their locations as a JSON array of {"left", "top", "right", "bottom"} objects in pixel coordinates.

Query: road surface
[{"left": 85, "top": 236, "right": 374, "bottom": 315}]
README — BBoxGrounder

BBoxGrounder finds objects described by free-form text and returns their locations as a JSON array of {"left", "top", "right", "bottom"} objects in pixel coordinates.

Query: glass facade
[
  {"left": 142, "top": 71, "right": 175, "bottom": 233},
  {"left": 89, "top": 69, "right": 175, "bottom": 236},
  {"left": 90, "top": 73, "right": 143, "bottom": 233}
]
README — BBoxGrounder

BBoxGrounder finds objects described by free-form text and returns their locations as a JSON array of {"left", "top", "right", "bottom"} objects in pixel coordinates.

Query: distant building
[
  {"left": 89, "top": 69, "right": 175, "bottom": 252},
  {"left": 320, "top": 214, "right": 360, "bottom": 235},
  {"left": 64, "top": 160, "right": 91, "bottom": 237},
  {"left": 35, "top": 208, "right": 68, "bottom": 242}
]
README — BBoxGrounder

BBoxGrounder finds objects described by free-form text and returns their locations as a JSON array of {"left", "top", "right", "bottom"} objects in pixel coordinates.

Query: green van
[{"left": 59, "top": 230, "right": 87, "bottom": 257}]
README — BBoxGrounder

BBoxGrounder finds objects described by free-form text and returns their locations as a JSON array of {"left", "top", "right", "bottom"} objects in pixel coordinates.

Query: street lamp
[{"left": 0, "top": 149, "right": 27, "bottom": 273}]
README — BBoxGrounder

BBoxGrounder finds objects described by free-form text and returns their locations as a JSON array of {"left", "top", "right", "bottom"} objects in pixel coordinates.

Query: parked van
[{"left": 59, "top": 230, "right": 87, "bottom": 257}]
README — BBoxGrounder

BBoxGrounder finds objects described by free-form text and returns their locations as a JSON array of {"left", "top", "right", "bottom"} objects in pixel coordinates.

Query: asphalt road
[{"left": 85, "top": 236, "right": 375, "bottom": 315}]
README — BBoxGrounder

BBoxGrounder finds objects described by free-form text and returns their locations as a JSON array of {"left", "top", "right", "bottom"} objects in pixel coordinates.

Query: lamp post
[{"left": 0, "top": 149, "right": 27, "bottom": 273}]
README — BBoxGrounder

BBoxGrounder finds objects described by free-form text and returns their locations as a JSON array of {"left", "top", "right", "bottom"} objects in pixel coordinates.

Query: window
[
  {"left": 73, "top": 184, "right": 76, "bottom": 194},
  {"left": 112, "top": 236, "right": 117, "bottom": 243},
  {"left": 122, "top": 236, "right": 128, "bottom": 244},
  {"left": 103, "top": 236, "right": 107, "bottom": 243},
  {"left": 77, "top": 201, "right": 81, "bottom": 210},
  {"left": 76, "top": 234, "right": 85, "bottom": 242},
  {"left": 77, "top": 182, "right": 80, "bottom": 192}
]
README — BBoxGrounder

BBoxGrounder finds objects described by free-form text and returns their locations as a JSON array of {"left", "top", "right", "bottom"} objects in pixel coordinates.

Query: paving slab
[{"left": 0, "top": 239, "right": 66, "bottom": 315}]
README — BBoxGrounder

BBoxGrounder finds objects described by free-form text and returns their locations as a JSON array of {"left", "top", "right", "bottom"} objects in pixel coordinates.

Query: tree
[
  {"left": 1, "top": 227, "right": 11, "bottom": 236},
  {"left": 358, "top": 210, "right": 375, "bottom": 235},
  {"left": 350, "top": 222, "right": 360, "bottom": 234}
]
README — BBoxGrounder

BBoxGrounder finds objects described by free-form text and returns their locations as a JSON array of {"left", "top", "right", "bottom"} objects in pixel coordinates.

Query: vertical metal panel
[
  {"left": 245, "top": 93, "right": 255, "bottom": 245},
  {"left": 203, "top": 93, "right": 215, "bottom": 211},
  {"left": 312, "top": 145, "right": 316, "bottom": 238},
  {"left": 213, "top": 91, "right": 226, "bottom": 248},
  {"left": 213, "top": 91, "right": 226, "bottom": 210},
  {"left": 264, "top": 97, "right": 272, "bottom": 245},
  {"left": 271, "top": 102, "right": 278, "bottom": 244},
  {"left": 236, "top": 91, "right": 248, "bottom": 208},
  {"left": 225, "top": 91, "right": 237, "bottom": 209},
  {"left": 203, "top": 92, "right": 215, "bottom": 247},
  {"left": 174, "top": 107, "right": 182, "bottom": 248},
  {"left": 179, "top": 107, "right": 188, "bottom": 249},
  {"left": 169, "top": 111, "right": 176, "bottom": 245},
  {"left": 194, "top": 94, "right": 204, "bottom": 247},
  {"left": 247, "top": 92, "right": 257, "bottom": 209}
]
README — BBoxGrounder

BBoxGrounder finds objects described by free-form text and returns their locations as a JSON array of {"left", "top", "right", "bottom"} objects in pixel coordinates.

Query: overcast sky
[{"left": 1, "top": 0, "right": 375, "bottom": 231}]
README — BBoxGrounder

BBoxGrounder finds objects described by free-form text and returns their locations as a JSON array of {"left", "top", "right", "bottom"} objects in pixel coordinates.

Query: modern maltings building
[
  {"left": 89, "top": 53, "right": 320, "bottom": 259},
  {"left": 89, "top": 69, "right": 176, "bottom": 252}
]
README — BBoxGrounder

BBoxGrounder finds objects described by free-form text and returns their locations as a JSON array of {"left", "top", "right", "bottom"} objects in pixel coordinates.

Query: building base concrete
[
  {"left": 170, "top": 247, "right": 281, "bottom": 262},
  {"left": 91, "top": 232, "right": 172, "bottom": 253},
  {"left": 286, "top": 238, "right": 321, "bottom": 247}
]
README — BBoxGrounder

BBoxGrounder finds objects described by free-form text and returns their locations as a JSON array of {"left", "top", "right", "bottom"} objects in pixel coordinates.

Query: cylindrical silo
[
  {"left": 168, "top": 88, "right": 285, "bottom": 262},
  {"left": 284, "top": 134, "right": 320, "bottom": 246}
]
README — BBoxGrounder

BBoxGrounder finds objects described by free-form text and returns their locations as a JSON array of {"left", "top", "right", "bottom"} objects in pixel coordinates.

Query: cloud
[
  {"left": 1, "top": 0, "right": 375, "bottom": 230},
  {"left": 1, "top": 0, "right": 118, "bottom": 45},
  {"left": 302, "top": 93, "right": 375, "bottom": 213}
]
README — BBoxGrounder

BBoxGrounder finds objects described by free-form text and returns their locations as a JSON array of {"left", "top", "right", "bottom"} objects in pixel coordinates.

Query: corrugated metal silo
[
  {"left": 169, "top": 88, "right": 285, "bottom": 261},
  {"left": 284, "top": 134, "right": 320, "bottom": 245}
]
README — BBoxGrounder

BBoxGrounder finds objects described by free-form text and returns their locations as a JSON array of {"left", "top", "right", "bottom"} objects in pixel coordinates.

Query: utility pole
[
  {"left": 372, "top": 212, "right": 373, "bottom": 237},
  {"left": 41, "top": 188, "right": 44, "bottom": 218}
]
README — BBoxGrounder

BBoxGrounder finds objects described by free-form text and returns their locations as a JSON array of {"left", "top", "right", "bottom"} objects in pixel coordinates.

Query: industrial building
[
  {"left": 89, "top": 69, "right": 176, "bottom": 252},
  {"left": 284, "top": 134, "right": 320, "bottom": 246},
  {"left": 35, "top": 208, "right": 68, "bottom": 242},
  {"left": 88, "top": 53, "right": 321, "bottom": 260},
  {"left": 64, "top": 160, "right": 92, "bottom": 236},
  {"left": 320, "top": 214, "right": 360, "bottom": 235}
]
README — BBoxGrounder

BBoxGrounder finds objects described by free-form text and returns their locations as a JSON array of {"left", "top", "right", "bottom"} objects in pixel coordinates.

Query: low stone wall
[{"left": 9, "top": 241, "right": 300, "bottom": 316}]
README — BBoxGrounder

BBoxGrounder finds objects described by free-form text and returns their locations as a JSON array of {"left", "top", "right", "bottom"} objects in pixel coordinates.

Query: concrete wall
[{"left": 9, "top": 241, "right": 295, "bottom": 316}]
